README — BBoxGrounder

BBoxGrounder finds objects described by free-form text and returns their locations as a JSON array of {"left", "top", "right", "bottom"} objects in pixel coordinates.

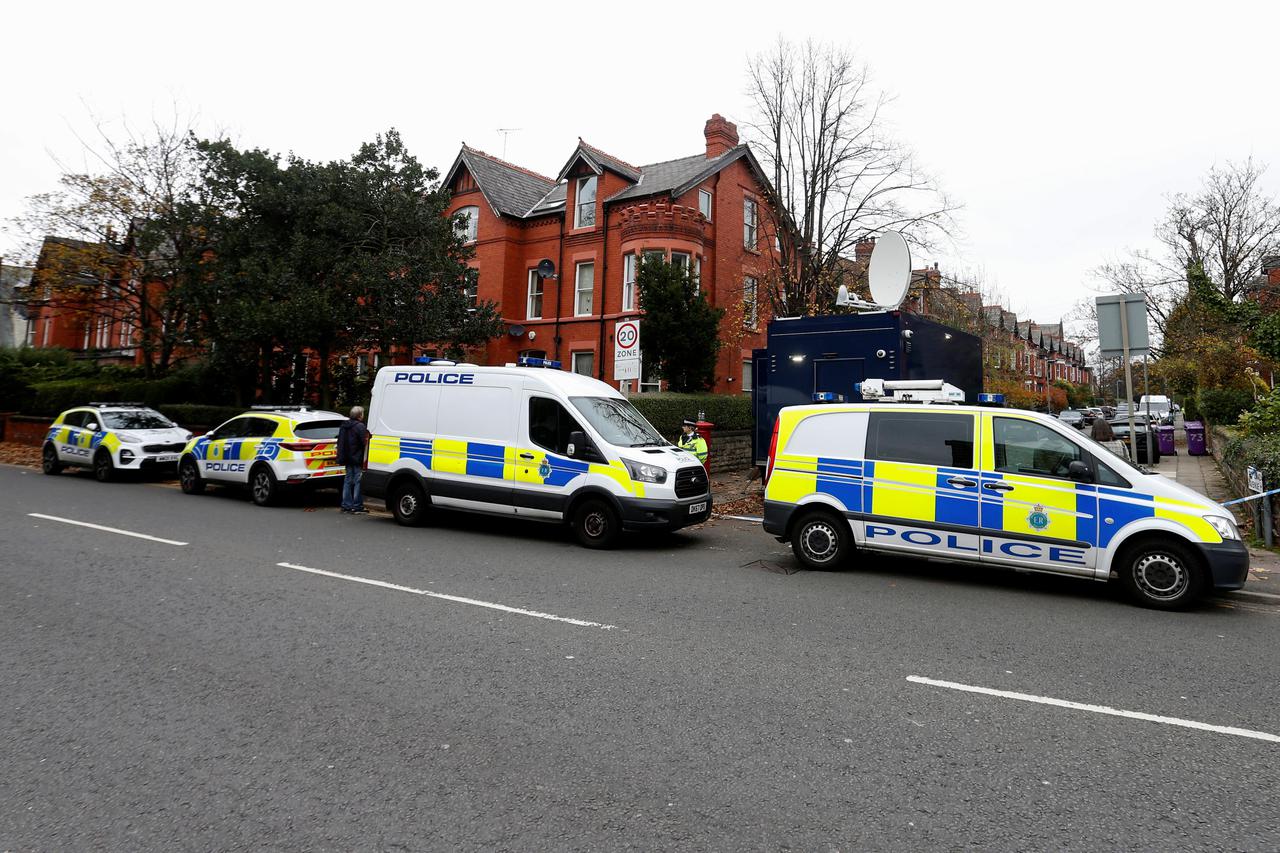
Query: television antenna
[{"left": 496, "top": 128, "right": 522, "bottom": 159}]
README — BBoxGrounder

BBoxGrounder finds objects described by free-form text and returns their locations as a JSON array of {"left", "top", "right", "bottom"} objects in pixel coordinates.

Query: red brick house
[{"left": 443, "top": 113, "right": 778, "bottom": 394}]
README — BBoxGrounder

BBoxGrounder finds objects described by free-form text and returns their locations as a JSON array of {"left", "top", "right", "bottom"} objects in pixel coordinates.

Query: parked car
[
  {"left": 1057, "top": 409, "right": 1087, "bottom": 429},
  {"left": 1109, "top": 418, "right": 1161, "bottom": 464},
  {"left": 42, "top": 402, "right": 192, "bottom": 481}
]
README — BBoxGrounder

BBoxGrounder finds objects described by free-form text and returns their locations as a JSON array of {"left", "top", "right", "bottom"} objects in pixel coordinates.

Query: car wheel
[
  {"left": 42, "top": 444, "right": 62, "bottom": 475},
  {"left": 93, "top": 449, "right": 115, "bottom": 482},
  {"left": 791, "top": 509, "right": 852, "bottom": 570},
  {"left": 572, "top": 497, "right": 620, "bottom": 549},
  {"left": 1118, "top": 539, "right": 1206, "bottom": 610},
  {"left": 390, "top": 479, "right": 428, "bottom": 526},
  {"left": 250, "top": 464, "right": 279, "bottom": 506},
  {"left": 179, "top": 457, "right": 205, "bottom": 495}
]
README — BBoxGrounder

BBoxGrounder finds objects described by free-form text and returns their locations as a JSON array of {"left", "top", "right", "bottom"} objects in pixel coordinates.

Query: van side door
[
  {"left": 862, "top": 410, "right": 982, "bottom": 558},
  {"left": 512, "top": 393, "right": 596, "bottom": 519},
  {"left": 978, "top": 414, "right": 1098, "bottom": 575},
  {"left": 429, "top": 382, "right": 517, "bottom": 514}
]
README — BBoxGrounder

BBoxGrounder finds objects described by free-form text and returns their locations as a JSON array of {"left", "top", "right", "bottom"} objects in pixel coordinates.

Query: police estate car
[
  {"left": 42, "top": 403, "right": 193, "bottom": 481},
  {"left": 762, "top": 397, "right": 1248, "bottom": 609},
  {"left": 177, "top": 406, "right": 346, "bottom": 506}
]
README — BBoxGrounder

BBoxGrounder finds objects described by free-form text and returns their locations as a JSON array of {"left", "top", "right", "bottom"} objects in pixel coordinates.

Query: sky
[{"left": 2, "top": 0, "right": 1277, "bottom": 337}]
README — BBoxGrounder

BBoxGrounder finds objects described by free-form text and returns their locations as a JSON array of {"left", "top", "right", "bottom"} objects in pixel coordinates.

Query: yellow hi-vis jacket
[{"left": 678, "top": 432, "right": 708, "bottom": 463}]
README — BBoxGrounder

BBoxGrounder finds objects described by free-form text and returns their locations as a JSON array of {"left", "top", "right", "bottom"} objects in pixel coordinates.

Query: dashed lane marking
[
  {"left": 907, "top": 675, "right": 1280, "bottom": 743},
  {"left": 276, "top": 562, "right": 616, "bottom": 630},
  {"left": 27, "top": 513, "right": 188, "bottom": 546}
]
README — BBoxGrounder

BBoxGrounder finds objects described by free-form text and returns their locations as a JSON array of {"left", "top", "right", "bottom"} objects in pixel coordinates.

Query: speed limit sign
[{"left": 614, "top": 319, "right": 641, "bottom": 380}]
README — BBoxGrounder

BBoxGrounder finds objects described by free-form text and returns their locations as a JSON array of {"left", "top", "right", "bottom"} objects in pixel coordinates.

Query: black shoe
[
  {"left": 340, "top": 508, "right": 352, "bottom": 513},
  {"left": 352, "top": 507, "right": 369, "bottom": 514}
]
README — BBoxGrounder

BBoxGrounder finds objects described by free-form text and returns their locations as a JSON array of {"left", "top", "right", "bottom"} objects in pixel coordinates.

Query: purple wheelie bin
[
  {"left": 1156, "top": 425, "right": 1176, "bottom": 456},
  {"left": 1185, "top": 421, "right": 1207, "bottom": 456}
]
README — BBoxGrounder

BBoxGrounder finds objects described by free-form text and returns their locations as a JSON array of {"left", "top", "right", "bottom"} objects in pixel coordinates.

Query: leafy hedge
[
  {"left": 157, "top": 404, "right": 246, "bottom": 430},
  {"left": 628, "top": 392, "right": 753, "bottom": 438},
  {"left": 1194, "top": 387, "right": 1254, "bottom": 426}
]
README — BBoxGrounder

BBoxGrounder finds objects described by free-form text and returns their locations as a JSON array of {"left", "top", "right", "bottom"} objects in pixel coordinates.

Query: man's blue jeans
[{"left": 342, "top": 465, "right": 363, "bottom": 510}]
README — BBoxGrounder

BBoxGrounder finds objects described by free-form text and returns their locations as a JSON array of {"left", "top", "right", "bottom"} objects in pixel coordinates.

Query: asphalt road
[{"left": 2, "top": 464, "right": 1278, "bottom": 851}]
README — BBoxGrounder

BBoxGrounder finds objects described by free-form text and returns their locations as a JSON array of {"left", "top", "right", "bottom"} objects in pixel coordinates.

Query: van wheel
[
  {"left": 250, "top": 464, "right": 279, "bottom": 506},
  {"left": 179, "top": 458, "right": 205, "bottom": 495},
  {"left": 791, "top": 509, "right": 851, "bottom": 570},
  {"left": 42, "top": 444, "right": 62, "bottom": 475},
  {"left": 390, "top": 480, "right": 428, "bottom": 526},
  {"left": 1118, "top": 539, "right": 1206, "bottom": 610},
  {"left": 93, "top": 449, "right": 115, "bottom": 482},
  {"left": 573, "top": 498, "right": 620, "bottom": 549}
]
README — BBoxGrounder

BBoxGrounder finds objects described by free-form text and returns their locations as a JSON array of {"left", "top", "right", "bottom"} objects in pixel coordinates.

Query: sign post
[
  {"left": 613, "top": 319, "right": 641, "bottom": 383},
  {"left": 1097, "top": 293, "right": 1149, "bottom": 465},
  {"left": 1248, "top": 465, "right": 1271, "bottom": 546}
]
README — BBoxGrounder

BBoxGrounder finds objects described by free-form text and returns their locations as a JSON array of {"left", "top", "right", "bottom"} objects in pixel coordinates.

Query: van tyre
[
  {"left": 93, "top": 449, "right": 115, "bottom": 483},
  {"left": 250, "top": 464, "right": 279, "bottom": 507},
  {"left": 42, "top": 444, "right": 62, "bottom": 475},
  {"left": 573, "top": 498, "right": 620, "bottom": 549},
  {"left": 179, "top": 458, "right": 205, "bottom": 495},
  {"left": 390, "top": 480, "right": 428, "bottom": 526},
  {"left": 1118, "top": 539, "right": 1206, "bottom": 610},
  {"left": 791, "top": 509, "right": 852, "bottom": 570}
]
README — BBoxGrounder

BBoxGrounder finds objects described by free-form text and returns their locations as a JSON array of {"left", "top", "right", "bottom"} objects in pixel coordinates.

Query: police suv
[
  {"left": 762, "top": 385, "right": 1248, "bottom": 609},
  {"left": 42, "top": 403, "right": 192, "bottom": 481},
  {"left": 178, "top": 406, "right": 346, "bottom": 506},
  {"left": 363, "top": 357, "right": 711, "bottom": 548}
]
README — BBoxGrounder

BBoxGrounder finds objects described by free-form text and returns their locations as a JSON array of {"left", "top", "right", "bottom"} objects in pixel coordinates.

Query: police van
[
  {"left": 363, "top": 357, "right": 711, "bottom": 548},
  {"left": 762, "top": 391, "right": 1248, "bottom": 609},
  {"left": 42, "top": 403, "right": 193, "bottom": 481}
]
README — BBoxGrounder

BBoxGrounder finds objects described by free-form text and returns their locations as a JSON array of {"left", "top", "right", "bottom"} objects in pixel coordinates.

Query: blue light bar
[
  {"left": 517, "top": 356, "right": 563, "bottom": 369},
  {"left": 812, "top": 392, "right": 845, "bottom": 403},
  {"left": 414, "top": 356, "right": 435, "bottom": 365},
  {"left": 978, "top": 393, "right": 1005, "bottom": 406}
]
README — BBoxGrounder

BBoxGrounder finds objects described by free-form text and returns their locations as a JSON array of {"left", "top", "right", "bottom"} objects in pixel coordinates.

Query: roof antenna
[{"left": 496, "top": 128, "right": 522, "bottom": 159}]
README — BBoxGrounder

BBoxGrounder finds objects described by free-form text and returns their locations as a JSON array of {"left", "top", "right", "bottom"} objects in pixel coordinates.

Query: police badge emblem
[
  {"left": 538, "top": 459, "right": 552, "bottom": 479},
  {"left": 1027, "top": 504, "right": 1051, "bottom": 531}
]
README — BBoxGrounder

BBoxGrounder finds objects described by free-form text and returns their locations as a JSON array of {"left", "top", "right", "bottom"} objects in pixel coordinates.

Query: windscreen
[
  {"left": 293, "top": 420, "right": 344, "bottom": 439},
  {"left": 570, "top": 397, "right": 666, "bottom": 447},
  {"left": 100, "top": 410, "right": 175, "bottom": 430}
]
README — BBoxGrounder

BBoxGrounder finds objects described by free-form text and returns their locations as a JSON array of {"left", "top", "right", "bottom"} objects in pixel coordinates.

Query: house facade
[{"left": 444, "top": 113, "right": 777, "bottom": 394}]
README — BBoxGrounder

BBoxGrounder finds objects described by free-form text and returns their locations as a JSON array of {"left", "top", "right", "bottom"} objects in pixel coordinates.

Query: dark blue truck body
[{"left": 750, "top": 312, "right": 984, "bottom": 466}]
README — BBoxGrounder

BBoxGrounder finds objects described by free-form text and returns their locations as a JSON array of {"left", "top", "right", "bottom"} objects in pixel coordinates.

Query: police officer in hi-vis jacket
[{"left": 677, "top": 418, "right": 708, "bottom": 464}]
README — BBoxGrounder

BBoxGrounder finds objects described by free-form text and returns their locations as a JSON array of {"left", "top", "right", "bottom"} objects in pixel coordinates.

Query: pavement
[{"left": 2, "top": 462, "right": 1279, "bottom": 850}]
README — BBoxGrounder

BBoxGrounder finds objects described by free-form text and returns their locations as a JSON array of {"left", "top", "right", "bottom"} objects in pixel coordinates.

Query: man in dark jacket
[{"left": 337, "top": 406, "right": 369, "bottom": 513}]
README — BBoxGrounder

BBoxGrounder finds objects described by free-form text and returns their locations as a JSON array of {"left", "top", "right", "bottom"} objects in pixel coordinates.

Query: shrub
[
  {"left": 158, "top": 404, "right": 245, "bottom": 431},
  {"left": 1238, "top": 387, "right": 1280, "bottom": 437},
  {"left": 1195, "top": 387, "right": 1254, "bottom": 425},
  {"left": 1222, "top": 431, "right": 1280, "bottom": 493},
  {"left": 628, "top": 392, "right": 753, "bottom": 438}
]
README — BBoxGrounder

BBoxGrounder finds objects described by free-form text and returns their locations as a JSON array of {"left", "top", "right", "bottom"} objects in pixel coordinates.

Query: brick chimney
[
  {"left": 1265, "top": 254, "right": 1280, "bottom": 286},
  {"left": 855, "top": 236, "right": 876, "bottom": 264},
  {"left": 704, "top": 113, "right": 739, "bottom": 159}
]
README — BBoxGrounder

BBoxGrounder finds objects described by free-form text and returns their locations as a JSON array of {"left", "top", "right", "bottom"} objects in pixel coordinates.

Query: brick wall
[{"left": 3, "top": 414, "right": 52, "bottom": 446}]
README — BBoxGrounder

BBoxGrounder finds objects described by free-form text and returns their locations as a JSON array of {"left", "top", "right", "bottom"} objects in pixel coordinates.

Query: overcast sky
[{"left": 2, "top": 0, "right": 1277, "bottom": 334}]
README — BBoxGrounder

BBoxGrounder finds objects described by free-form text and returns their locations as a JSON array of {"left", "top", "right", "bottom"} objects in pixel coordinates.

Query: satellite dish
[
  {"left": 868, "top": 231, "right": 911, "bottom": 309},
  {"left": 536, "top": 258, "right": 557, "bottom": 279}
]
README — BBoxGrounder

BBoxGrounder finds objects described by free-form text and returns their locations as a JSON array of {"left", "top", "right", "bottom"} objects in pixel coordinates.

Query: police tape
[{"left": 1219, "top": 487, "right": 1280, "bottom": 507}]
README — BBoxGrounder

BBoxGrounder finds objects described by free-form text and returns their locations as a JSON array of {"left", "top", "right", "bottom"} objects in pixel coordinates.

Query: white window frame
[
  {"left": 671, "top": 252, "right": 690, "bottom": 275},
  {"left": 575, "top": 176, "right": 597, "bottom": 229},
  {"left": 527, "top": 269, "right": 544, "bottom": 320},
  {"left": 699, "top": 189, "right": 713, "bottom": 220},
  {"left": 571, "top": 350, "right": 595, "bottom": 377},
  {"left": 640, "top": 361, "right": 661, "bottom": 394},
  {"left": 456, "top": 205, "right": 479, "bottom": 244},
  {"left": 742, "top": 359, "right": 753, "bottom": 394},
  {"left": 622, "top": 253, "right": 637, "bottom": 312},
  {"left": 574, "top": 261, "right": 594, "bottom": 317},
  {"left": 743, "top": 197, "right": 758, "bottom": 249},
  {"left": 743, "top": 276, "right": 758, "bottom": 329},
  {"left": 693, "top": 256, "right": 702, "bottom": 295},
  {"left": 463, "top": 269, "right": 478, "bottom": 311}
]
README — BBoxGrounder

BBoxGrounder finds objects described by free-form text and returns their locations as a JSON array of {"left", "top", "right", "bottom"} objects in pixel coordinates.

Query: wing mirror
[
  {"left": 1068, "top": 460, "right": 1093, "bottom": 483},
  {"left": 567, "top": 430, "right": 586, "bottom": 458},
  {"left": 85, "top": 422, "right": 99, "bottom": 433}
]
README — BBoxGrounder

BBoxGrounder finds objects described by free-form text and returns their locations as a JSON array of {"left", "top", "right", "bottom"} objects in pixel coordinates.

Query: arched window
[{"left": 456, "top": 206, "right": 479, "bottom": 243}]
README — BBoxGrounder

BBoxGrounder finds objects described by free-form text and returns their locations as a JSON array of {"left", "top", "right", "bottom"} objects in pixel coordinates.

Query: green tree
[{"left": 636, "top": 256, "right": 725, "bottom": 392}]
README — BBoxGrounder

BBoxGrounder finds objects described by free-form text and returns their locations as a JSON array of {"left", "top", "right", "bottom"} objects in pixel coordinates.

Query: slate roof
[
  {"left": 557, "top": 140, "right": 643, "bottom": 183},
  {"left": 444, "top": 146, "right": 557, "bottom": 219},
  {"left": 607, "top": 146, "right": 755, "bottom": 204}
]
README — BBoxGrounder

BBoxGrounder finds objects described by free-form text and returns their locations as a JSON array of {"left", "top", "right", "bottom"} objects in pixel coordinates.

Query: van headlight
[
  {"left": 1204, "top": 515, "right": 1239, "bottom": 540},
  {"left": 623, "top": 459, "right": 667, "bottom": 484}
]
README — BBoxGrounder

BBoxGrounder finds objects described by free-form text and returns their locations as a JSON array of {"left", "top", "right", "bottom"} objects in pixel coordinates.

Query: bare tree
[
  {"left": 1093, "top": 158, "right": 1280, "bottom": 348},
  {"left": 11, "top": 110, "right": 208, "bottom": 374},
  {"left": 744, "top": 38, "right": 958, "bottom": 316}
]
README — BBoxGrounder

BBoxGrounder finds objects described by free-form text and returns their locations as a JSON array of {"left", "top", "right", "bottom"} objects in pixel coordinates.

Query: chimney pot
[{"left": 704, "top": 113, "right": 739, "bottom": 159}]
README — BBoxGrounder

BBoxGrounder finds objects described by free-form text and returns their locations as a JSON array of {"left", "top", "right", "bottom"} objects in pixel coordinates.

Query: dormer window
[{"left": 575, "top": 176, "right": 597, "bottom": 228}]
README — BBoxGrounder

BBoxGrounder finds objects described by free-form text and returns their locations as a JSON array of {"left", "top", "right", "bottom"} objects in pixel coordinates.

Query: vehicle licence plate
[
  {"left": 689, "top": 501, "right": 707, "bottom": 515},
  {"left": 156, "top": 454, "right": 179, "bottom": 463}
]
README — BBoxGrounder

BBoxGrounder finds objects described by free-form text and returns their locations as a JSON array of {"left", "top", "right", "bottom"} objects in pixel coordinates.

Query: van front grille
[{"left": 674, "top": 466, "right": 708, "bottom": 498}]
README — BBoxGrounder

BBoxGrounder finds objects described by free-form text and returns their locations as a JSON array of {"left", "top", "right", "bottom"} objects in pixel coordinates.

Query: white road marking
[
  {"left": 28, "top": 513, "right": 188, "bottom": 546},
  {"left": 276, "top": 563, "right": 616, "bottom": 629},
  {"left": 907, "top": 676, "right": 1280, "bottom": 743},
  {"left": 720, "top": 515, "right": 764, "bottom": 523}
]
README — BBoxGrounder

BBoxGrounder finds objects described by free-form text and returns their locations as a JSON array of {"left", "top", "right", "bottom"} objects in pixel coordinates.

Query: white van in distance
[{"left": 363, "top": 357, "right": 712, "bottom": 547}]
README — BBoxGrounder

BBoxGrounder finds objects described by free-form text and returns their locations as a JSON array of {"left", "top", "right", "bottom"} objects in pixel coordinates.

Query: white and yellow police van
[
  {"left": 42, "top": 403, "right": 193, "bottom": 481},
  {"left": 363, "top": 357, "right": 711, "bottom": 548},
  {"left": 177, "top": 406, "right": 346, "bottom": 506},
  {"left": 762, "top": 387, "right": 1248, "bottom": 609}
]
